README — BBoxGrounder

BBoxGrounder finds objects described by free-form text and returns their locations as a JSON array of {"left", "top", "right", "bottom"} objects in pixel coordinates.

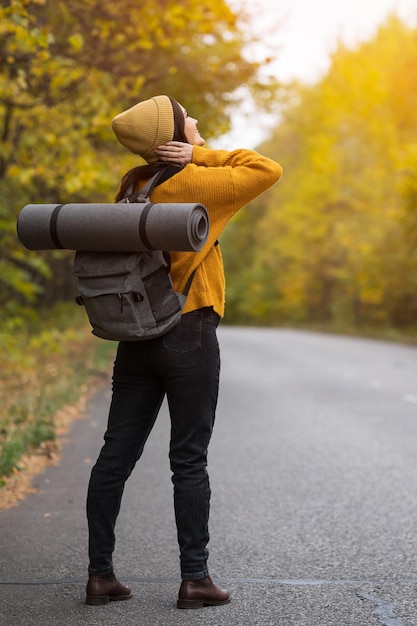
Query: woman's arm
[{"left": 156, "top": 142, "right": 282, "bottom": 208}]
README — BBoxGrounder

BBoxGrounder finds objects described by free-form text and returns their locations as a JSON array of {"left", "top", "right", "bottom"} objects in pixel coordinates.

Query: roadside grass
[{"left": 0, "top": 304, "right": 116, "bottom": 483}]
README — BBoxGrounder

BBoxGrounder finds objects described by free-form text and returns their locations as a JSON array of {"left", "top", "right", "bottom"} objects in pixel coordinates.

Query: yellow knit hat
[{"left": 111, "top": 95, "right": 174, "bottom": 163}]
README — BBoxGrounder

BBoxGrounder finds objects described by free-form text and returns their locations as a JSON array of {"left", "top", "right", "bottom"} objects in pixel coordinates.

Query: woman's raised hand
[{"left": 155, "top": 141, "right": 193, "bottom": 166}]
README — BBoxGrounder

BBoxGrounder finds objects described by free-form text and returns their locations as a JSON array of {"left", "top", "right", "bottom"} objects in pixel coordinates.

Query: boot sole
[
  {"left": 177, "top": 597, "right": 231, "bottom": 609},
  {"left": 86, "top": 593, "right": 132, "bottom": 606}
]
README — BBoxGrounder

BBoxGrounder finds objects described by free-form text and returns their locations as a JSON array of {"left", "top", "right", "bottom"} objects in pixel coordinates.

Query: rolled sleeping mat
[{"left": 17, "top": 202, "right": 210, "bottom": 252}]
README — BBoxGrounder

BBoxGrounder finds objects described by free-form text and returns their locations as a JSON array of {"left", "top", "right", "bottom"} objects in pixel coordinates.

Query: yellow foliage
[{"left": 223, "top": 14, "right": 417, "bottom": 329}]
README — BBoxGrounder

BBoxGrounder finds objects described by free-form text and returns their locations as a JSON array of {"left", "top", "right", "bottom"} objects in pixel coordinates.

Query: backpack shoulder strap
[
  {"left": 163, "top": 250, "right": 197, "bottom": 297},
  {"left": 127, "top": 165, "right": 182, "bottom": 203}
]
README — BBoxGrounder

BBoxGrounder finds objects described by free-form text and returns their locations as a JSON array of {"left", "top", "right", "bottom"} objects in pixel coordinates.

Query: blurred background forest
[
  {"left": 223, "top": 14, "right": 417, "bottom": 332},
  {"left": 1, "top": 0, "right": 417, "bottom": 482}
]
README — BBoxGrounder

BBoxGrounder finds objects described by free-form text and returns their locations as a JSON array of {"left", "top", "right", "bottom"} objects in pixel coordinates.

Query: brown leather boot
[
  {"left": 177, "top": 575, "right": 231, "bottom": 609},
  {"left": 85, "top": 572, "right": 132, "bottom": 606}
]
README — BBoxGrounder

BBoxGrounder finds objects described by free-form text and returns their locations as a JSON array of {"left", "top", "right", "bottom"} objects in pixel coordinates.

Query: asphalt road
[{"left": 1, "top": 327, "right": 417, "bottom": 626}]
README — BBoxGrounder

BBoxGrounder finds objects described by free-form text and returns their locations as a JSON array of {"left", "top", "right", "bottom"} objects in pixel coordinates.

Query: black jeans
[{"left": 86, "top": 307, "right": 220, "bottom": 580}]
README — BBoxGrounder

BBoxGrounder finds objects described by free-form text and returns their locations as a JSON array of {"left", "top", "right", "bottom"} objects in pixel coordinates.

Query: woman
[{"left": 85, "top": 95, "right": 282, "bottom": 609}]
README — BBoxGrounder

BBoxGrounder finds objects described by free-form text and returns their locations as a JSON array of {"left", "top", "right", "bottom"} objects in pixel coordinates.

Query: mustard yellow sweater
[{"left": 150, "top": 145, "right": 282, "bottom": 318}]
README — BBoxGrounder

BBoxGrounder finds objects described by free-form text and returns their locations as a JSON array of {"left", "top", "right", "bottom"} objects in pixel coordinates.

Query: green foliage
[
  {"left": 223, "top": 14, "right": 417, "bottom": 331},
  {"left": 0, "top": 304, "right": 115, "bottom": 480}
]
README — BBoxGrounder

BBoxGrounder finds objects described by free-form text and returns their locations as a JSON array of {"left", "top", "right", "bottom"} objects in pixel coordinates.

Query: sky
[{"left": 213, "top": 0, "right": 417, "bottom": 148}]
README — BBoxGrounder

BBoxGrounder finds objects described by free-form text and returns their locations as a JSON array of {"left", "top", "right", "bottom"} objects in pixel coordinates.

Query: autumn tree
[
  {"left": 222, "top": 15, "right": 417, "bottom": 330},
  {"left": 0, "top": 0, "right": 279, "bottom": 324}
]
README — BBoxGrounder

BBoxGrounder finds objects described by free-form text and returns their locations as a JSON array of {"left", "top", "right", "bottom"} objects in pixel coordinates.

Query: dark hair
[
  {"left": 170, "top": 97, "right": 188, "bottom": 143},
  {"left": 115, "top": 97, "right": 187, "bottom": 201}
]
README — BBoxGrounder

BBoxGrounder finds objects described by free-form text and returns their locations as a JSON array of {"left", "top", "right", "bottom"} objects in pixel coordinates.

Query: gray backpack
[{"left": 74, "top": 167, "right": 197, "bottom": 341}]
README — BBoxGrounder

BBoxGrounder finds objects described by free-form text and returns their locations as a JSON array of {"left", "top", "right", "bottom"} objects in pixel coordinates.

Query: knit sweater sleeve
[{"left": 189, "top": 145, "right": 282, "bottom": 215}]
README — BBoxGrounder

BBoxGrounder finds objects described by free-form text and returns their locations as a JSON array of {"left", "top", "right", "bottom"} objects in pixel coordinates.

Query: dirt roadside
[{"left": 0, "top": 379, "right": 105, "bottom": 511}]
